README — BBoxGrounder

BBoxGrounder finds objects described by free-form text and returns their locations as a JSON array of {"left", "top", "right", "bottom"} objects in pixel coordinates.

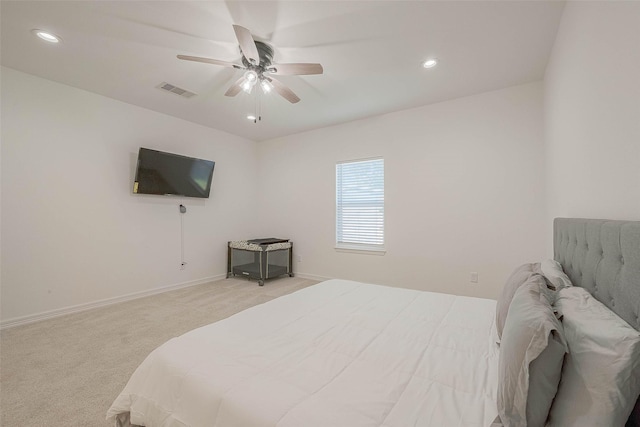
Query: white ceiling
[{"left": 0, "top": 1, "right": 565, "bottom": 142}]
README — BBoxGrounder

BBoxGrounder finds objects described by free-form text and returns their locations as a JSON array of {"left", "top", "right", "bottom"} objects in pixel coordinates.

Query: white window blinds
[{"left": 336, "top": 158, "right": 384, "bottom": 250}]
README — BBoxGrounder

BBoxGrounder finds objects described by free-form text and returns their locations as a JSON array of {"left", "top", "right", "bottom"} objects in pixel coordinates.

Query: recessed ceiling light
[
  {"left": 32, "top": 29, "right": 61, "bottom": 43},
  {"left": 422, "top": 58, "right": 438, "bottom": 69},
  {"left": 246, "top": 115, "right": 256, "bottom": 121}
]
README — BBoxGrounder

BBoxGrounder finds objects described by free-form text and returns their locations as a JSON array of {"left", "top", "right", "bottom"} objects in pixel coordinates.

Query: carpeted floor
[{"left": 0, "top": 276, "right": 318, "bottom": 426}]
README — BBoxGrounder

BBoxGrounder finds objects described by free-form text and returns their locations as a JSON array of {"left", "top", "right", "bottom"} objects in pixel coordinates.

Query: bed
[{"left": 107, "top": 218, "right": 640, "bottom": 427}]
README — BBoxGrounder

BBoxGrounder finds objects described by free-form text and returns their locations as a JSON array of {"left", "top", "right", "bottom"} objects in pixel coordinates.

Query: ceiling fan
[{"left": 177, "top": 25, "right": 323, "bottom": 104}]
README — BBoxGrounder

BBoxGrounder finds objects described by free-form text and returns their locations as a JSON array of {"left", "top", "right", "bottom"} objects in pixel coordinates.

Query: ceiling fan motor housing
[{"left": 241, "top": 41, "right": 274, "bottom": 71}]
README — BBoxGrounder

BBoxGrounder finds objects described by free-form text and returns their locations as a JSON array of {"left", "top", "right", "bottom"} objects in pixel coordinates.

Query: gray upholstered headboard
[
  {"left": 554, "top": 218, "right": 640, "bottom": 427},
  {"left": 554, "top": 218, "right": 640, "bottom": 331}
]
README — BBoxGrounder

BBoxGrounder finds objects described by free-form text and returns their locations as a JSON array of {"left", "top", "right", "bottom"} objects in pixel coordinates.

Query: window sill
[{"left": 334, "top": 245, "right": 386, "bottom": 255}]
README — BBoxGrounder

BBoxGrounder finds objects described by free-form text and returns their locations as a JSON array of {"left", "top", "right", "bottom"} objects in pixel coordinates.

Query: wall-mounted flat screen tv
[{"left": 133, "top": 148, "right": 215, "bottom": 198}]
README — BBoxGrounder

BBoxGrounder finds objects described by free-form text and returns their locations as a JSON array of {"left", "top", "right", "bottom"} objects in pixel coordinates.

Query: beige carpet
[{"left": 0, "top": 276, "right": 318, "bottom": 426}]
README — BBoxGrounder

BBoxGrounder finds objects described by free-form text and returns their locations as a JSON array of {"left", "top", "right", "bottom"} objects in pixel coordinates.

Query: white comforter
[{"left": 107, "top": 279, "right": 499, "bottom": 427}]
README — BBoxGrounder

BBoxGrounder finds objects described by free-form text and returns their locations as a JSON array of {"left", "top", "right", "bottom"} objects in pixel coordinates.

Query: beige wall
[
  {"left": 544, "top": 1, "right": 640, "bottom": 253},
  {"left": 1, "top": 67, "right": 259, "bottom": 323},
  {"left": 256, "top": 82, "right": 546, "bottom": 299}
]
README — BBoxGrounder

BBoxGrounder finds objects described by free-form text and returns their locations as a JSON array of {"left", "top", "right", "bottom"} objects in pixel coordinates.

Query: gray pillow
[
  {"left": 495, "top": 263, "right": 538, "bottom": 339},
  {"left": 497, "top": 275, "right": 568, "bottom": 427}
]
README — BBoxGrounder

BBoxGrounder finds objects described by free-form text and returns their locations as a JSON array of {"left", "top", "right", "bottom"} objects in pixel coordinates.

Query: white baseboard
[{"left": 0, "top": 274, "right": 227, "bottom": 330}]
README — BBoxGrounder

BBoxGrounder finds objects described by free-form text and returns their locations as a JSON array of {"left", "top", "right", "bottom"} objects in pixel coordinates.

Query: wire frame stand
[{"left": 227, "top": 239, "right": 293, "bottom": 286}]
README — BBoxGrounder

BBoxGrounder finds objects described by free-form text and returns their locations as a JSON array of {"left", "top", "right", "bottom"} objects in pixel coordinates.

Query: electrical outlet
[
  {"left": 470, "top": 272, "right": 479, "bottom": 283},
  {"left": 297, "top": 255, "right": 302, "bottom": 263}
]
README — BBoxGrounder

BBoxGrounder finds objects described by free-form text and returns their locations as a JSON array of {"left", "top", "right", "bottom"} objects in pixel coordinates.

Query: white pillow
[
  {"left": 547, "top": 287, "right": 640, "bottom": 426},
  {"left": 540, "top": 259, "right": 572, "bottom": 290},
  {"left": 497, "top": 276, "right": 567, "bottom": 427}
]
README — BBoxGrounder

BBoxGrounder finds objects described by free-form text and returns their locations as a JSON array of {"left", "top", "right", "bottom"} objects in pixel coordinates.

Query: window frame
[{"left": 335, "top": 157, "right": 385, "bottom": 254}]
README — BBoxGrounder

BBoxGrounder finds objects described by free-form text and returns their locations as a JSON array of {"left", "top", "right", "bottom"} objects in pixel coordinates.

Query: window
[{"left": 336, "top": 158, "right": 384, "bottom": 252}]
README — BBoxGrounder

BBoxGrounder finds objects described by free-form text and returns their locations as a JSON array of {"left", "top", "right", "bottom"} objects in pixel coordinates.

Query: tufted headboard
[
  {"left": 554, "top": 218, "right": 640, "bottom": 427},
  {"left": 554, "top": 218, "right": 640, "bottom": 331}
]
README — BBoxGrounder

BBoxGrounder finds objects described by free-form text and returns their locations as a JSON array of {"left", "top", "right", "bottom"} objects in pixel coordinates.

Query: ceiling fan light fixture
[
  {"left": 422, "top": 58, "right": 438, "bottom": 69},
  {"left": 240, "top": 79, "right": 254, "bottom": 94},
  {"left": 244, "top": 70, "right": 258, "bottom": 83},
  {"left": 260, "top": 79, "right": 273, "bottom": 94},
  {"left": 32, "top": 29, "right": 61, "bottom": 43},
  {"left": 240, "top": 70, "right": 259, "bottom": 94}
]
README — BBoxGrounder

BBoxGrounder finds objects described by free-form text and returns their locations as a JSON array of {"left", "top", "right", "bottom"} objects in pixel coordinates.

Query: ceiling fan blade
[
  {"left": 177, "top": 55, "right": 243, "bottom": 69},
  {"left": 268, "top": 63, "right": 324, "bottom": 76},
  {"left": 267, "top": 77, "right": 300, "bottom": 104},
  {"left": 224, "top": 77, "right": 246, "bottom": 97},
  {"left": 232, "top": 25, "right": 260, "bottom": 65}
]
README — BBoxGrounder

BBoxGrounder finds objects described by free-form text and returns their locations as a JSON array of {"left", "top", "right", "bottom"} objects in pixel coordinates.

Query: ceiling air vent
[{"left": 157, "top": 82, "right": 196, "bottom": 98}]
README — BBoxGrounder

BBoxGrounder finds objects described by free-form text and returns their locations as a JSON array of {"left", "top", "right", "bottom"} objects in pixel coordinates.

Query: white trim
[
  {"left": 0, "top": 274, "right": 226, "bottom": 330},
  {"left": 335, "top": 245, "right": 386, "bottom": 255},
  {"left": 336, "top": 155, "right": 383, "bottom": 165}
]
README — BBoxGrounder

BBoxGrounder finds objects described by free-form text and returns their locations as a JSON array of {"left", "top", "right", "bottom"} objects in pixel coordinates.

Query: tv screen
[{"left": 133, "top": 148, "right": 215, "bottom": 198}]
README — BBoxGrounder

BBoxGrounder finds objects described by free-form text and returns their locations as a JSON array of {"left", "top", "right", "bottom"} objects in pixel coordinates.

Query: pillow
[
  {"left": 540, "top": 259, "right": 572, "bottom": 290},
  {"left": 495, "top": 263, "right": 539, "bottom": 339},
  {"left": 497, "top": 275, "right": 567, "bottom": 427},
  {"left": 547, "top": 287, "right": 640, "bottom": 426}
]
